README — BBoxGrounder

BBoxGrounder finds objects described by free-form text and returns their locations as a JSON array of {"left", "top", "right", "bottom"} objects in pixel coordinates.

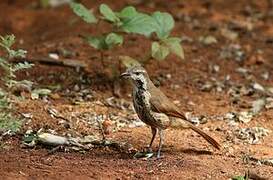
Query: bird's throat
[{"left": 135, "top": 78, "right": 148, "bottom": 90}]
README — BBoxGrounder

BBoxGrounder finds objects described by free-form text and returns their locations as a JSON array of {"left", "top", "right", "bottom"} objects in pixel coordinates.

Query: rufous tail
[
  {"left": 188, "top": 124, "right": 221, "bottom": 150},
  {"left": 170, "top": 119, "right": 221, "bottom": 150}
]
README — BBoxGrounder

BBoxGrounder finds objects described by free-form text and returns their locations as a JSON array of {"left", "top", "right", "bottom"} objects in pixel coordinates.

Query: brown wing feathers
[{"left": 149, "top": 85, "right": 221, "bottom": 150}]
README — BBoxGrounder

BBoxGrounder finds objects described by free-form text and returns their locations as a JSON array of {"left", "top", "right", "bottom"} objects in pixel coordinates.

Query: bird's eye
[{"left": 135, "top": 72, "right": 140, "bottom": 76}]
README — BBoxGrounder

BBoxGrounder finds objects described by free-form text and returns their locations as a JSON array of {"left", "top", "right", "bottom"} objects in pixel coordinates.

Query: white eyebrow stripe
[{"left": 135, "top": 70, "right": 145, "bottom": 73}]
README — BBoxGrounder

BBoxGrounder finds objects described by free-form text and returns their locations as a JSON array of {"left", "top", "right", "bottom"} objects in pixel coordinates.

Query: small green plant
[
  {"left": 232, "top": 171, "right": 249, "bottom": 180},
  {"left": 0, "top": 34, "right": 33, "bottom": 134},
  {"left": 232, "top": 175, "right": 248, "bottom": 180},
  {"left": 70, "top": 2, "right": 184, "bottom": 67}
]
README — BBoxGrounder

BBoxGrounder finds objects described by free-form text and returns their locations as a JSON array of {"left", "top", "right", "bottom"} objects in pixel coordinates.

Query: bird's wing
[
  {"left": 149, "top": 86, "right": 188, "bottom": 120},
  {"left": 149, "top": 86, "right": 221, "bottom": 150}
]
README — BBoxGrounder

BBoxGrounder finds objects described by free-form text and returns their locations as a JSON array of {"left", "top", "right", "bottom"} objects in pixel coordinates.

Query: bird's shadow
[
  {"left": 160, "top": 146, "right": 214, "bottom": 156},
  {"left": 114, "top": 147, "right": 213, "bottom": 160},
  {"left": 178, "top": 148, "right": 213, "bottom": 155}
]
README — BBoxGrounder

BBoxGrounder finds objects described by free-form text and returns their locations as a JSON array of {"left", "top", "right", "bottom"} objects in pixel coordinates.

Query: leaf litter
[
  {"left": 23, "top": 130, "right": 136, "bottom": 153},
  {"left": 234, "top": 127, "right": 270, "bottom": 144}
]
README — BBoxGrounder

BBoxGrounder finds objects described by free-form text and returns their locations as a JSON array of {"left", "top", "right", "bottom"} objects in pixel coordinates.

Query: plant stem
[
  {"left": 100, "top": 50, "right": 106, "bottom": 68},
  {"left": 141, "top": 51, "right": 152, "bottom": 64}
]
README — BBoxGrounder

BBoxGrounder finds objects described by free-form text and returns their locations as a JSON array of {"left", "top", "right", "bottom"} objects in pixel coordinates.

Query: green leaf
[
  {"left": 0, "top": 112, "right": 22, "bottom": 134},
  {"left": 105, "top": 33, "right": 123, "bottom": 48},
  {"left": 70, "top": 2, "right": 97, "bottom": 24},
  {"left": 117, "top": 6, "right": 138, "bottom": 19},
  {"left": 151, "top": 42, "right": 170, "bottom": 60},
  {"left": 232, "top": 176, "right": 246, "bottom": 180},
  {"left": 119, "top": 56, "right": 141, "bottom": 68},
  {"left": 0, "top": 57, "right": 9, "bottom": 70},
  {"left": 31, "top": 88, "right": 51, "bottom": 100},
  {"left": 0, "top": 35, "right": 15, "bottom": 49},
  {"left": 152, "top": 11, "right": 175, "bottom": 39},
  {"left": 85, "top": 36, "right": 107, "bottom": 50},
  {"left": 85, "top": 33, "right": 122, "bottom": 50},
  {"left": 13, "top": 62, "right": 33, "bottom": 72},
  {"left": 99, "top": 4, "right": 120, "bottom": 23},
  {"left": 121, "top": 13, "right": 157, "bottom": 37},
  {"left": 40, "top": 0, "right": 49, "bottom": 8},
  {"left": 23, "top": 132, "right": 37, "bottom": 144},
  {"left": 163, "top": 37, "right": 184, "bottom": 59},
  {"left": 9, "top": 49, "right": 27, "bottom": 58},
  {"left": 0, "top": 88, "right": 5, "bottom": 97}
]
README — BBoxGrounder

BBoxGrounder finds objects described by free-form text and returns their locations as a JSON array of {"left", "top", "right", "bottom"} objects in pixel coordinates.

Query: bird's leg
[
  {"left": 157, "top": 129, "right": 164, "bottom": 159},
  {"left": 148, "top": 127, "right": 157, "bottom": 152}
]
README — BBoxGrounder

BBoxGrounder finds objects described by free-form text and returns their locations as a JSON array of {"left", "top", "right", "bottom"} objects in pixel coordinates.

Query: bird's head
[{"left": 120, "top": 66, "right": 149, "bottom": 89}]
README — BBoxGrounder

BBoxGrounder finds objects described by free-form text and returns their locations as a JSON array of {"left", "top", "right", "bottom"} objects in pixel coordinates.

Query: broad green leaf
[
  {"left": 70, "top": 2, "right": 97, "bottom": 24},
  {"left": 151, "top": 42, "right": 170, "bottom": 60},
  {"left": 40, "top": 0, "right": 50, "bottom": 8},
  {"left": 117, "top": 6, "right": 138, "bottom": 19},
  {"left": 99, "top": 4, "right": 119, "bottom": 23},
  {"left": 119, "top": 56, "right": 140, "bottom": 68},
  {"left": 121, "top": 13, "right": 157, "bottom": 37},
  {"left": 152, "top": 11, "right": 174, "bottom": 39},
  {"left": 163, "top": 37, "right": 184, "bottom": 59},
  {"left": 85, "top": 36, "right": 107, "bottom": 50},
  {"left": 105, "top": 33, "right": 123, "bottom": 48},
  {"left": 86, "top": 34, "right": 122, "bottom": 50}
]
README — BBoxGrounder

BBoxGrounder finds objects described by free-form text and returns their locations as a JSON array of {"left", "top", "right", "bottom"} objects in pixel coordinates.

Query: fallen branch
[
  {"left": 13, "top": 57, "right": 87, "bottom": 69},
  {"left": 249, "top": 156, "right": 273, "bottom": 167},
  {"left": 23, "top": 132, "right": 136, "bottom": 153}
]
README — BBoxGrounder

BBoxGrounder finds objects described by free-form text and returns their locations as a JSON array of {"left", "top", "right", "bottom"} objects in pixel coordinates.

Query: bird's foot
[
  {"left": 156, "top": 152, "right": 161, "bottom": 159},
  {"left": 156, "top": 153, "right": 165, "bottom": 159}
]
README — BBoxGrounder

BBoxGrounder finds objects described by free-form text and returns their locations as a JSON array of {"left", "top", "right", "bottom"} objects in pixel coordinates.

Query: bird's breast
[
  {"left": 132, "top": 88, "right": 153, "bottom": 124},
  {"left": 133, "top": 88, "right": 151, "bottom": 109},
  {"left": 132, "top": 88, "right": 169, "bottom": 128}
]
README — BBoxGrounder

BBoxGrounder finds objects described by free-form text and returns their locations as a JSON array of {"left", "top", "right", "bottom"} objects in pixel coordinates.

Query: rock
[
  {"left": 238, "top": 111, "right": 253, "bottom": 123},
  {"left": 220, "top": 28, "right": 238, "bottom": 41},
  {"left": 199, "top": 35, "right": 218, "bottom": 45},
  {"left": 49, "top": 53, "right": 59, "bottom": 60},
  {"left": 251, "top": 99, "right": 266, "bottom": 115},
  {"left": 265, "top": 98, "right": 273, "bottom": 109},
  {"left": 252, "top": 82, "right": 265, "bottom": 92}
]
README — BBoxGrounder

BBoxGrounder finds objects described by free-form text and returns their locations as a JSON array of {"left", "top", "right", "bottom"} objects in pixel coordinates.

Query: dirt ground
[{"left": 1, "top": 0, "right": 273, "bottom": 179}]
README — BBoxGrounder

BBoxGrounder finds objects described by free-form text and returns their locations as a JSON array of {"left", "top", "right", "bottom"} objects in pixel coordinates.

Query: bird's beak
[{"left": 120, "top": 72, "right": 130, "bottom": 78}]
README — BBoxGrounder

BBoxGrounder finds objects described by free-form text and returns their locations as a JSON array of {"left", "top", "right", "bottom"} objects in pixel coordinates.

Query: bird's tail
[
  {"left": 188, "top": 124, "right": 221, "bottom": 150},
  {"left": 170, "top": 118, "right": 221, "bottom": 150}
]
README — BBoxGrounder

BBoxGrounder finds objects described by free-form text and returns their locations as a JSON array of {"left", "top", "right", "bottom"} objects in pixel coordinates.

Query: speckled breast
[{"left": 132, "top": 88, "right": 168, "bottom": 128}]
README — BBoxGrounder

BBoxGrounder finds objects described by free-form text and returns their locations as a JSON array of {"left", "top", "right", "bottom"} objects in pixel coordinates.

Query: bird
[{"left": 120, "top": 65, "right": 221, "bottom": 158}]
